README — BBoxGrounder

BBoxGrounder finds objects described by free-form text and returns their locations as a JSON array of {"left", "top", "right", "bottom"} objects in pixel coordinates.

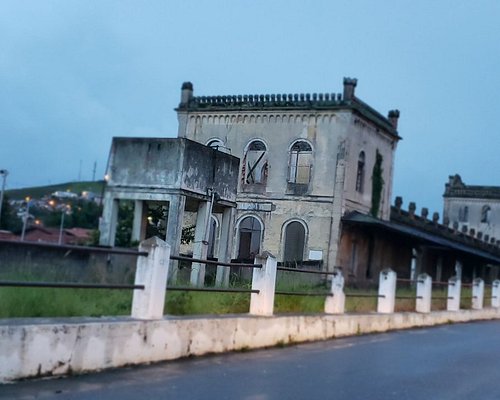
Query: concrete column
[
  {"left": 131, "top": 200, "right": 148, "bottom": 243},
  {"left": 416, "top": 273, "right": 432, "bottom": 313},
  {"left": 326, "top": 145, "right": 346, "bottom": 273},
  {"left": 324, "top": 267, "right": 345, "bottom": 314},
  {"left": 447, "top": 276, "right": 461, "bottom": 311},
  {"left": 377, "top": 268, "right": 396, "bottom": 314},
  {"left": 454, "top": 260, "right": 463, "bottom": 280},
  {"left": 492, "top": 279, "right": 500, "bottom": 308},
  {"left": 191, "top": 201, "right": 210, "bottom": 286},
  {"left": 99, "top": 194, "right": 119, "bottom": 246},
  {"left": 216, "top": 207, "right": 235, "bottom": 287},
  {"left": 166, "top": 195, "right": 185, "bottom": 283},
  {"left": 472, "top": 278, "right": 484, "bottom": 310},
  {"left": 250, "top": 252, "right": 277, "bottom": 316},
  {"left": 131, "top": 237, "right": 170, "bottom": 320},
  {"left": 435, "top": 256, "right": 443, "bottom": 283}
]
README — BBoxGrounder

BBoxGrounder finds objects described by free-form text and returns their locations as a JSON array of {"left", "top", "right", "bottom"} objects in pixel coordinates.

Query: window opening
[
  {"left": 355, "top": 151, "right": 365, "bottom": 193},
  {"left": 283, "top": 221, "right": 306, "bottom": 264},
  {"left": 288, "top": 141, "right": 312, "bottom": 184},
  {"left": 243, "top": 140, "right": 268, "bottom": 184}
]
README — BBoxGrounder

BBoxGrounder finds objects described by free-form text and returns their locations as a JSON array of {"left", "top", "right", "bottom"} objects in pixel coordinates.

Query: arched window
[
  {"left": 283, "top": 220, "right": 306, "bottom": 264},
  {"left": 206, "top": 138, "right": 224, "bottom": 150},
  {"left": 481, "top": 205, "right": 491, "bottom": 223},
  {"left": 355, "top": 151, "right": 365, "bottom": 193},
  {"left": 242, "top": 140, "right": 268, "bottom": 185},
  {"left": 237, "top": 216, "right": 262, "bottom": 260},
  {"left": 288, "top": 140, "right": 312, "bottom": 184}
]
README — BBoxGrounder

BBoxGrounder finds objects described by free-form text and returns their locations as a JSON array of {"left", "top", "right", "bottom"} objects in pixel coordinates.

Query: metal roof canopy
[{"left": 343, "top": 211, "right": 500, "bottom": 266}]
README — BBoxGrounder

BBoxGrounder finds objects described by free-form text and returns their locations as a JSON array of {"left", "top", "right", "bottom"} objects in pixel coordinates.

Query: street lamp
[
  {"left": 0, "top": 169, "right": 8, "bottom": 228},
  {"left": 58, "top": 204, "right": 71, "bottom": 245},
  {"left": 20, "top": 196, "right": 31, "bottom": 241}
]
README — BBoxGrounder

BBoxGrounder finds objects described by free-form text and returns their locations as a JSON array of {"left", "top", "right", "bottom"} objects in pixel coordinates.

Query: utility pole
[
  {"left": 0, "top": 169, "right": 8, "bottom": 228},
  {"left": 92, "top": 161, "right": 97, "bottom": 181},
  {"left": 20, "top": 196, "right": 31, "bottom": 241}
]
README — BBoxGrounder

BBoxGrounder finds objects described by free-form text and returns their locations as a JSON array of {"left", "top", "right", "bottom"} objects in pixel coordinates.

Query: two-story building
[{"left": 176, "top": 78, "right": 401, "bottom": 277}]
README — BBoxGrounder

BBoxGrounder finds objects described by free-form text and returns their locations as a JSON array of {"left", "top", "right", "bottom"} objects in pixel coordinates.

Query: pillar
[
  {"left": 191, "top": 201, "right": 210, "bottom": 286},
  {"left": 131, "top": 200, "right": 148, "bottom": 243},
  {"left": 131, "top": 237, "right": 170, "bottom": 320},
  {"left": 99, "top": 194, "right": 119, "bottom": 246},
  {"left": 416, "top": 273, "right": 432, "bottom": 313},
  {"left": 435, "top": 256, "right": 443, "bottom": 283},
  {"left": 166, "top": 195, "right": 185, "bottom": 283},
  {"left": 250, "top": 252, "right": 277, "bottom": 316},
  {"left": 215, "top": 207, "right": 235, "bottom": 287},
  {"left": 324, "top": 267, "right": 345, "bottom": 314},
  {"left": 472, "top": 278, "right": 484, "bottom": 310},
  {"left": 377, "top": 268, "right": 396, "bottom": 314},
  {"left": 447, "top": 276, "right": 461, "bottom": 311},
  {"left": 492, "top": 279, "right": 500, "bottom": 308}
]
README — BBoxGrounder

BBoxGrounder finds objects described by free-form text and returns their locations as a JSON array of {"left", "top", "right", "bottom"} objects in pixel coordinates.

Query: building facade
[
  {"left": 444, "top": 174, "right": 500, "bottom": 244},
  {"left": 177, "top": 78, "right": 401, "bottom": 274}
]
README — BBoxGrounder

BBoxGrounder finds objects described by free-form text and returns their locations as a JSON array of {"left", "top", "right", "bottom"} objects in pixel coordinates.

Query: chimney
[
  {"left": 432, "top": 212, "right": 439, "bottom": 224},
  {"left": 421, "top": 207, "right": 429, "bottom": 219},
  {"left": 394, "top": 196, "right": 403, "bottom": 211},
  {"left": 343, "top": 77, "right": 357, "bottom": 101},
  {"left": 388, "top": 110, "right": 400, "bottom": 130},
  {"left": 408, "top": 202, "right": 416, "bottom": 218},
  {"left": 180, "top": 81, "right": 194, "bottom": 105}
]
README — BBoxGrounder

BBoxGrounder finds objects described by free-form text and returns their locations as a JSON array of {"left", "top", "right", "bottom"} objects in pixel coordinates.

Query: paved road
[{"left": 2, "top": 320, "right": 500, "bottom": 400}]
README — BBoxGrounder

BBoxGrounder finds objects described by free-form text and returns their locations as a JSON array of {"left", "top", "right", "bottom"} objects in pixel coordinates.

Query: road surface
[{"left": 2, "top": 320, "right": 500, "bottom": 399}]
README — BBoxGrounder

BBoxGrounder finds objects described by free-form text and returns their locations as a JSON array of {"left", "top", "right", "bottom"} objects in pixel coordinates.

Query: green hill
[{"left": 5, "top": 181, "right": 106, "bottom": 200}]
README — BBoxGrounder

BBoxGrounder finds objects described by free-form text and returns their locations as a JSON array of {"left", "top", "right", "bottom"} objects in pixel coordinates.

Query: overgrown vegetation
[{"left": 370, "top": 149, "right": 384, "bottom": 218}]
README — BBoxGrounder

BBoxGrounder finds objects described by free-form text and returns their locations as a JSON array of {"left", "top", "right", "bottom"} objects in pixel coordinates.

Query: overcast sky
[{"left": 1, "top": 0, "right": 500, "bottom": 216}]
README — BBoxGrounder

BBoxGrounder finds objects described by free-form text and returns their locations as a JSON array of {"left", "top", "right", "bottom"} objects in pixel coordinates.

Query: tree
[{"left": 0, "top": 195, "right": 21, "bottom": 232}]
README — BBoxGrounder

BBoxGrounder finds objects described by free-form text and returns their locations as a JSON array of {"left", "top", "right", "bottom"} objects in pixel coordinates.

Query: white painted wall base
[{"left": 2, "top": 309, "right": 500, "bottom": 382}]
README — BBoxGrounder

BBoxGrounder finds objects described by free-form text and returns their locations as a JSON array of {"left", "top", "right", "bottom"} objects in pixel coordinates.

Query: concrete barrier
[{"left": 2, "top": 308, "right": 500, "bottom": 383}]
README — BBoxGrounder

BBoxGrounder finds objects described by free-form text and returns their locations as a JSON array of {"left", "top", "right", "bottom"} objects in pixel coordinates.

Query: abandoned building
[
  {"left": 176, "top": 78, "right": 400, "bottom": 273},
  {"left": 443, "top": 174, "right": 500, "bottom": 242},
  {"left": 99, "top": 78, "right": 500, "bottom": 285}
]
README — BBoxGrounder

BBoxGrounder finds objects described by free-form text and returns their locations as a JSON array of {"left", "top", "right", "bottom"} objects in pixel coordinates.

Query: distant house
[
  {"left": 20, "top": 226, "right": 92, "bottom": 245},
  {"left": 52, "top": 191, "right": 78, "bottom": 199}
]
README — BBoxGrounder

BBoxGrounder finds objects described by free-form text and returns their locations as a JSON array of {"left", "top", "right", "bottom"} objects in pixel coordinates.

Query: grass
[{"left": 0, "top": 271, "right": 492, "bottom": 318}]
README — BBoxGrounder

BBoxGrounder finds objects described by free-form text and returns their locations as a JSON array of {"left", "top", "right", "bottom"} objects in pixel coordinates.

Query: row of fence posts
[{"left": 130, "top": 238, "right": 500, "bottom": 320}]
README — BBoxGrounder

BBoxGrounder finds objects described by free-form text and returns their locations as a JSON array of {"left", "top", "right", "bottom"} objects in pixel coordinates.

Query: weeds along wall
[{"left": 0, "top": 243, "right": 137, "bottom": 284}]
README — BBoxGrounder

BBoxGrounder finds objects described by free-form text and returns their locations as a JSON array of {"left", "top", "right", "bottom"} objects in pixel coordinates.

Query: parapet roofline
[{"left": 176, "top": 80, "right": 401, "bottom": 140}]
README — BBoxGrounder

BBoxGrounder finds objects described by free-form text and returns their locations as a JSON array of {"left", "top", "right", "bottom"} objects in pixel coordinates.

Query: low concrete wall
[{"left": 2, "top": 308, "right": 500, "bottom": 382}]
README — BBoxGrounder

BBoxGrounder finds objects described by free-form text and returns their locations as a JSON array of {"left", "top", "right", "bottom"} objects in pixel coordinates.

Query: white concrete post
[
  {"left": 472, "top": 278, "right": 484, "bottom": 310},
  {"left": 249, "top": 252, "right": 277, "bottom": 316},
  {"left": 492, "top": 279, "right": 500, "bottom": 308},
  {"left": 324, "top": 267, "right": 345, "bottom": 314},
  {"left": 377, "top": 268, "right": 397, "bottom": 314},
  {"left": 416, "top": 273, "right": 432, "bottom": 313},
  {"left": 131, "top": 237, "right": 170, "bottom": 320},
  {"left": 447, "top": 276, "right": 461, "bottom": 311}
]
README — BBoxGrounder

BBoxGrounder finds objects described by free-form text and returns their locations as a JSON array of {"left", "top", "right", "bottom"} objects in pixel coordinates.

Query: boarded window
[
  {"left": 243, "top": 140, "right": 268, "bottom": 184},
  {"left": 481, "top": 205, "right": 491, "bottom": 223}
]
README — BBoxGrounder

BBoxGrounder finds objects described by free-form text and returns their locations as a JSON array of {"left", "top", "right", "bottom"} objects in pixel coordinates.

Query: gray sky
[{"left": 1, "top": 0, "right": 499, "bottom": 216}]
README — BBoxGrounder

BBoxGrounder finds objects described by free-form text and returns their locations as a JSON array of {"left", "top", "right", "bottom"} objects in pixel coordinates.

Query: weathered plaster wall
[
  {"left": 444, "top": 197, "right": 500, "bottom": 241},
  {"left": 2, "top": 309, "right": 499, "bottom": 382}
]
